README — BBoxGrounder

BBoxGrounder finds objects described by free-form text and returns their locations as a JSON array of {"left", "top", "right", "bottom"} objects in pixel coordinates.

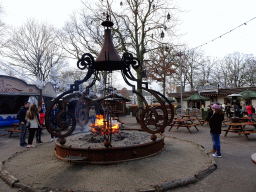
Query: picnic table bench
[
  {"left": 223, "top": 122, "right": 256, "bottom": 141},
  {"left": 4, "top": 123, "right": 47, "bottom": 137},
  {"left": 4, "top": 123, "right": 21, "bottom": 137},
  {"left": 168, "top": 119, "right": 200, "bottom": 133}
]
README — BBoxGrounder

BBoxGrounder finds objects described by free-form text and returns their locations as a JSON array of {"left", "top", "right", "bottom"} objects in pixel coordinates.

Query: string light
[
  {"left": 193, "top": 17, "right": 256, "bottom": 49},
  {"left": 167, "top": 13, "right": 171, "bottom": 20}
]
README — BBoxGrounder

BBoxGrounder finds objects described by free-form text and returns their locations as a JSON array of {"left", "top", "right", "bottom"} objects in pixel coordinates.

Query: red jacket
[
  {"left": 39, "top": 112, "right": 45, "bottom": 125},
  {"left": 246, "top": 106, "right": 253, "bottom": 115}
]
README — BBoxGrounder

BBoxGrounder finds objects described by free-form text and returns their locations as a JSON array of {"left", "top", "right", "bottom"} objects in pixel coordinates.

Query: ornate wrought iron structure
[{"left": 45, "top": 14, "right": 174, "bottom": 146}]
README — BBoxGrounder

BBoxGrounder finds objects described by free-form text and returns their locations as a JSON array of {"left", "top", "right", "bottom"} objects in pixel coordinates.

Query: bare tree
[
  {"left": 221, "top": 52, "right": 248, "bottom": 88},
  {"left": 181, "top": 48, "right": 205, "bottom": 91},
  {"left": 244, "top": 56, "right": 256, "bottom": 86},
  {"left": 60, "top": 0, "right": 182, "bottom": 106},
  {"left": 59, "top": 13, "right": 103, "bottom": 60},
  {"left": 146, "top": 45, "right": 177, "bottom": 96},
  {"left": 4, "top": 19, "right": 66, "bottom": 82},
  {"left": 0, "top": 4, "right": 9, "bottom": 56},
  {"left": 196, "top": 56, "right": 214, "bottom": 86}
]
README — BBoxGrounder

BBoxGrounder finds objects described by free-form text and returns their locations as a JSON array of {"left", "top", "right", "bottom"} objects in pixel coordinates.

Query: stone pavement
[
  {"left": 0, "top": 115, "right": 255, "bottom": 191},
  {"left": 162, "top": 120, "right": 256, "bottom": 192}
]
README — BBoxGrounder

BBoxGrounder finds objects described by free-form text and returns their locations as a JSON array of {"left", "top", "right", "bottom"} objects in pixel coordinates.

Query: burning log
[{"left": 90, "top": 115, "right": 120, "bottom": 135}]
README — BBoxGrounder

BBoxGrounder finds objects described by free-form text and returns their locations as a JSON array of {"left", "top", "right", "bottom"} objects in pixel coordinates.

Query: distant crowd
[{"left": 203, "top": 101, "right": 255, "bottom": 120}]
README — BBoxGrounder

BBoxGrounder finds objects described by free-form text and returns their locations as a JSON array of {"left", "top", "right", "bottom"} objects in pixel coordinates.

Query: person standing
[
  {"left": 36, "top": 106, "right": 45, "bottom": 143},
  {"left": 26, "top": 104, "right": 40, "bottom": 148},
  {"left": 234, "top": 103, "right": 241, "bottom": 118},
  {"left": 225, "top": 103, "right": 231, "bottom": 120},
  {"left": 246, "top": 102, "right": 253, "bottom": 122},
  {"left": 17, "top": 101, "right": 30, "bottom": 147},
  {"left": 89, "top": 106, "right": 96, "bottom": 124},
  {"left": 241, "top": 102, "right": 247, "bottom": 117},
  {"left": 209, "top": 104, "right": 224, "bottom": 158},
  {"left": 50, "top": 104, "right": 59, "bottom": 141}
]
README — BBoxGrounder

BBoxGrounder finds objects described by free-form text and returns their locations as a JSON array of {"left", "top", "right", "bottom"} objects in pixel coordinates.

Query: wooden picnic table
[
  {"left": 238, "top": 116, "right": 255, "bottom": 122},
  {"left": 4, "top": 123, "right": 21, "bottom": 137},
  {"left": 223, "top": 122, "right": 256, "bottom": 141},
  {"left": 168, "top": 118, "right": 200, "bottom": 133}
]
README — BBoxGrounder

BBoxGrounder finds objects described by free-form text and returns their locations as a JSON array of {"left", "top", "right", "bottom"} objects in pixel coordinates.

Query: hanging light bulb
[
  {"left": 167, "top": 13, "right": 170, "bottom": 20},
  {"left": 161, "top": 31, "right": 164, "bottom": 38}
]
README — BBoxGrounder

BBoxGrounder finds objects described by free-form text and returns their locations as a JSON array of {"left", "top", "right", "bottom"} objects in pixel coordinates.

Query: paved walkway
[
  {"left": 0, "top": 115, "right": 256, "bottom": 191},
  {"left": 163, "top": 120, "right": 256, "bottom": 192}
]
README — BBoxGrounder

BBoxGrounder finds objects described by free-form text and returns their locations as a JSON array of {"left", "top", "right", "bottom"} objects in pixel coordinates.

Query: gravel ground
[
  {"left": 2, "top": 136, "right": 211, "bottom": 192},
  {"left": 1, "top": 115, "right": 255, "bottom": 191}
]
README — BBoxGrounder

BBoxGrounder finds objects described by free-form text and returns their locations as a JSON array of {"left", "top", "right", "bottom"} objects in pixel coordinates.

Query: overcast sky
[
  {"left": 1, "top": 0, "right": 255, "bottom": 59},
  {"left": 0, "top": 0, "right": 255, "bottom": 91}
]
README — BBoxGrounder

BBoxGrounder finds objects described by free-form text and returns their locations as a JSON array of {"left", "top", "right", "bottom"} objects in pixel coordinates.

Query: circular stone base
[
  {"left": 55, "top": 131, "right": 165, "bottom": 164},
  {"left": 2, "top": 137, "right": 215, "bottom": 192}
]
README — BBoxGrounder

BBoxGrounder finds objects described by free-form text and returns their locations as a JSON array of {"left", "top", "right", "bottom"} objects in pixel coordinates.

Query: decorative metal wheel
[
  {"left": 75, "top": 96, "right": 90, "bottom": 127},
  {"left": 135, "top": 107, "right": 144, "bottom": 124}
]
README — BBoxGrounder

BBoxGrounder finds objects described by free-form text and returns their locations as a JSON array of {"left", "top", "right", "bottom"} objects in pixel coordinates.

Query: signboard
[
  {"left": 197, "top": 84, "right": 218, "bottom": 90},
  {"left": 197, "top": 84, "right": 218, "bottom": 94},
  {"left": 0, "top": 75, "right": 40, "bottom": 95},
  {"left": 0, "top": 75, "right": 56, "bottom": 98}
]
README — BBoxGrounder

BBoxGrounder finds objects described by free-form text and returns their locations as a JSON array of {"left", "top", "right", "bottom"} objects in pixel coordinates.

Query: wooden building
[
  {"left": 168, "top": 85, "right": 256, "bottom": 109},
  {"left": 0, "top": 75, "right": 56, "bottom": 126}
]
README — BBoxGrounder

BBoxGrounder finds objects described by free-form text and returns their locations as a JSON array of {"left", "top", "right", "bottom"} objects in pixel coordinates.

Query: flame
[{"left": 90, "top": 114, "right": 120, "bottom": 135}]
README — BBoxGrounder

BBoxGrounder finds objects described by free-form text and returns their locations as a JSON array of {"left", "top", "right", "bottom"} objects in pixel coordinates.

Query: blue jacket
[
  {"left": 50, "top": 107, "right": 60, "bottom": 123},
  {"left": 17, "top": 106, "right": 29, "bottom": 124}
]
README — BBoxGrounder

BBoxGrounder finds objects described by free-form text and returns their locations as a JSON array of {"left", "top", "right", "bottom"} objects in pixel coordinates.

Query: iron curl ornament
[{"left": 45, "top": 14, "right": 174, "bottom": 146}]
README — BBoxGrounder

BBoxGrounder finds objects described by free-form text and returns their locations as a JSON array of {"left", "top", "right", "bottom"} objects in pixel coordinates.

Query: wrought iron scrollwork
[
  {"left": 77, "top": 53, "right": 95, "bottom": 70},
  {"left": 122, "top": 52, "right": 140, "bottom": 70},
  {"left": 45, "top": 16, "right": 176, "bottom": 147},
  {"left": 45, "top": 91, "right": 76, "bottom": 140}
]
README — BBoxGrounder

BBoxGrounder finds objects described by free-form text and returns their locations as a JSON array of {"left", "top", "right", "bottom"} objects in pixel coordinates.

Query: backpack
[
  {"left": 252, "top": 107, "right": 255, "bottom": 114},
  {"left": 225, "top": 106, "right": 231, "bottom": 112}
]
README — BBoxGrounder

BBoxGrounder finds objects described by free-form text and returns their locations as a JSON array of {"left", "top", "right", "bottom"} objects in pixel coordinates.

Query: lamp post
[
  {"left": 227, "top": 93, "right": 242, "bottom": 121},
  {"left": 176, "top": 52, "right": 184, "bottom": 115}
]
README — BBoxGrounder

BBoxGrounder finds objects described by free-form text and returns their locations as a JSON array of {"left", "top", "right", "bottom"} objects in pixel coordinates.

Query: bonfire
[{"left": 90, "top": 114, "right": 120, "bottom": 135}]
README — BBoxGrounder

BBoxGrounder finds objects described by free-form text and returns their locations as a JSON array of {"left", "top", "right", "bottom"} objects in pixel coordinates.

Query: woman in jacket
[
  {"left": 209, "top": 104, "right": 224, "bottom": 157},
  {"left": 36, "top": 106, "right": 45, "bottom": 143},
  {"left": 26, "top": 104, "right": 40, "bottom": 148}
]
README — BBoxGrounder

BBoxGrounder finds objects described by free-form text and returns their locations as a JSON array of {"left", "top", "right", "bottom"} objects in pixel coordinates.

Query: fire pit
[
  {"left": 45, "top": 14, "right": 174, "bottom": 164},
  {"left": 90, "top": 114, "right": 120, "bottom": 136},
  {"left": 55, "top": 130, "right": 165, "bottom": 164}
]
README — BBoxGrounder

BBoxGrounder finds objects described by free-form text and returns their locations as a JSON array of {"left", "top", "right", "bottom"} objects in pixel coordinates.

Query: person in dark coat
[
  {"left": 209, "top": 104, "right": 224, "bottom": 157},
  {"left": 17, "top": 101, "right": 30, "bottom": 146},
  {"left": 50, "top": 104, "right": 60, "bottom": 141},
  {"left": 225, "top": 103, "right": 231, "bottom": 119}
]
